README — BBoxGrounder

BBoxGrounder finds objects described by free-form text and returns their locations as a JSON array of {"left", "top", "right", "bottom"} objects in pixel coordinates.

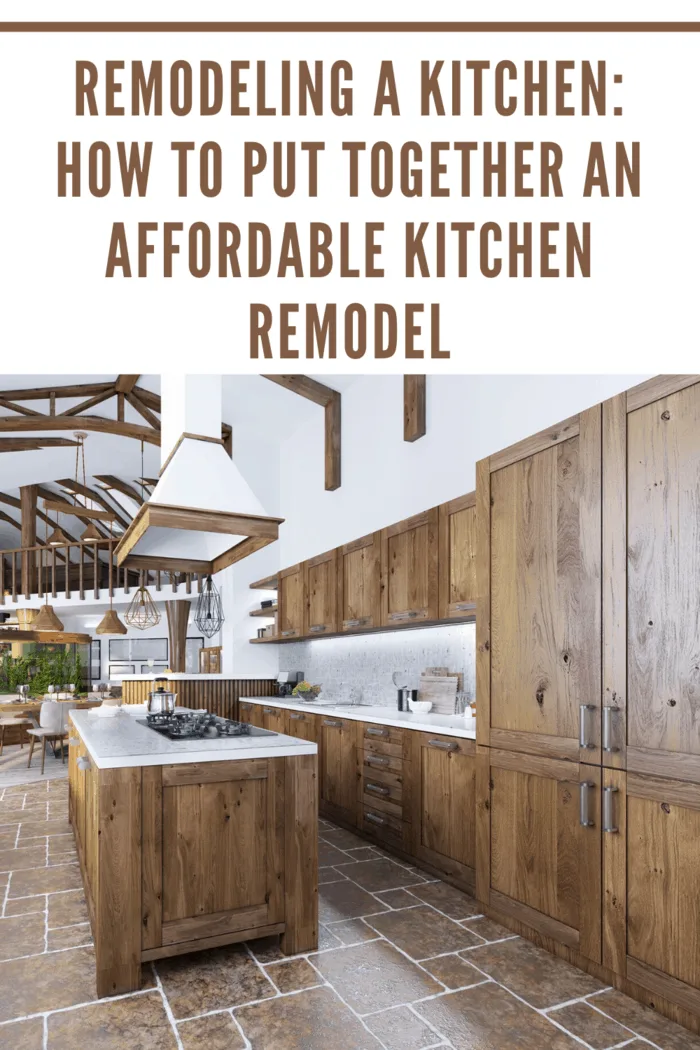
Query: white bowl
[{"left": 408, "top": 700, "right": 433, "bottom": 714}]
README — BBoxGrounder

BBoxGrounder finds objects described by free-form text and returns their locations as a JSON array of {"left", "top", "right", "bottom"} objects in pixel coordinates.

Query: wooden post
[
  {"left": 166, "top": 600, "right": 191, "bottom": 673},
  {"left": 20, "top": 485, "right": 37, "bottom": 596},
  {"left": 281, "top": 753, "right": 318, "bottom": 955},
  {"left": 404, "top": 376, "right": 426, "bottom": 442}
]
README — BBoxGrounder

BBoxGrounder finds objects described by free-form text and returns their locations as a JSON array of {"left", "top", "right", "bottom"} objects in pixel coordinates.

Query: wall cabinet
[
  {"left": 337, "top": 532, "right": 382, "bottom": 633},
  {"left": 277, "top": 563, "right": 304, "bottom": 640},
  {"left": 303, "top": 549, "right": 338, "bottom": 637},
  {"left": 438, "top": 493, "right": 477, "bottom": 620},
  {"left": 381, "top": 508, "right": 439, "bottom": 626},
  {"left": 319, "top": 716, "right": 360, "bottom": 826}
]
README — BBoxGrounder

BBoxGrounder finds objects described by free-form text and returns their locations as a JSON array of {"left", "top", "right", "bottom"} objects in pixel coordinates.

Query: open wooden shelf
[
  {"left": 249, "top": 574, "right": 278, "bottom": 590},
  {"left": 250, "top": 636, "right": 280, "bottom": 644},
  {"left": 250, "top": 606, "right": 278, "bottom": 618}
]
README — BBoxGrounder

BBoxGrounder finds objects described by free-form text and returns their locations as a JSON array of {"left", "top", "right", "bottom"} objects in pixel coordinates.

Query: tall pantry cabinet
[{"left": 476, "top": 375, "right": 700, "bottom": 1028}]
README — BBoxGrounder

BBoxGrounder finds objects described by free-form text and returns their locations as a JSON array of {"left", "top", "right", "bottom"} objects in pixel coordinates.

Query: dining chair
[{"left": 26, "top": 701, "right": 77, "bottom": 774}]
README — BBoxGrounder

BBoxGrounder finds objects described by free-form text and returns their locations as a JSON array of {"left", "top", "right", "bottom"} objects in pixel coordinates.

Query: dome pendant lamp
[{"left": 194, "top": 574, "right": 225, "bottom": 638}]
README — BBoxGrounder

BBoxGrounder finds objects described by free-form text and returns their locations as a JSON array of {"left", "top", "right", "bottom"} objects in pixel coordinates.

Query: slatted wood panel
[
  {"left": 627, "top": 381, "right": 700, "bottom": 760},
  {"left": 488, "top": 407, "right": 601, "bottom": 762},
  {"left": 337, "top": 532, "right": 382, "bottom": 632},
  {"left": 121, "top": 679, "right": 276, "bottom": 720}
]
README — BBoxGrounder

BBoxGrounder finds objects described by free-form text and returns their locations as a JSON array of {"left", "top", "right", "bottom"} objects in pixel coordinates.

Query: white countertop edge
[{"left": 244, "top": 697, "right": 477, "bottom": 740}]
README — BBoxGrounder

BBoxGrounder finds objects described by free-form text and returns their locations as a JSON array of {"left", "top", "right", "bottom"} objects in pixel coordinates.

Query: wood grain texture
[
  {"left": 627, "top": 771, "right": 700, "bottom": 811},
  {"left": 627, "top": 791, "right": 700, "bottom": 990},
  {"left": 412, "top": 732, "right": 476, "bottom": 872},
  {"left": 165, "top": 600, "right": 190, "bottom": 674},
  {"left": 489, "top": 890, "right": 580, "bottom": 949},
  {"left": 122, "top": 679, "right": 274, "bottom": 721},
  {"left": 627, "top": 381, "right": 700, "bottom": 758},
  {"left": 626, "top": 374, "right": 700, "bottom": 413},
  {"left": 162, "top": 759, "right": 268, "bottom": 787},
  {"left": 380, "top": 507, "right": 439, "bottom": 625},
  {"left": 626, "top": 957, "right": 700, "bottom": 1017},
  {"left": 337, "top": 531, "right": 382, "bottom": 632},
  {"left": 141, "top": 923, "right": 285, "bottom": 963},
  {"left": 489, "top": 729, "right": 579, "bottom": 763},
  {"left": 304, "top": 548, "right": 338, "bottom": 635},
  {"left": 404, "top": 375, "right": 426, "bottom": 442},
  {"left": 324, "top": 392, "right": 341, "bottom": 490},
  {"left": 320, "top": 717, "right": 360, "bottom": 826},
  {"left": 626, "top": 747, "right": 700, "bottom": 785},
  {"left": 488, "top": 413, "right": 580, "bottom": 472},
  {"left": 281, "top": 753, "right": 319, "bottom": 955},
  {"left": 602, "top": 394, "right": 628, "bottom": 768},
  {"left": 438, "top": 493, "right": 477, "bottom": 619},
  {"left": 602, "top": 768, "right": 626, "bottom": 976},
  {"left": 141, "top": 765, "right": 163, "bottom": 951},
  {"left": 475, "top": 745, "right": 491, "bottom": 904},
  {"left": 278, "top": 563, "right": 304, "bottom": 639},
  {"left": 162, "top": 904, "right": 269, "bottom": 945},
  {"left": 475, "top": 458, "right": 491, "bottom": 747}
]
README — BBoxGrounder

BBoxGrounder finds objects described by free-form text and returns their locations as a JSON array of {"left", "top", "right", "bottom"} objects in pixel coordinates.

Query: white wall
[{"left": 277, "top": 374, "right": 650, "bottom": 564}]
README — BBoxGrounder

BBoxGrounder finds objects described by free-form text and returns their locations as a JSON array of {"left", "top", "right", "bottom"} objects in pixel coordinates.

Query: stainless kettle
[{"left": 147, "top": 678, "right": 176, "bottom": 715}]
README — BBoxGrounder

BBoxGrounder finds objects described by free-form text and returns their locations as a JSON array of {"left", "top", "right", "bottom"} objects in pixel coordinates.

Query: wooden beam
[
  {"left": 62, "top": 390, "right": 114, "bottom": 417},
  {"left": 57, "top": 479, "right": 132, "bottom": 531},
  {"left": 95, "top": 475, "right": 145, "bottom": 503},
  {"left": 20, "top": 485, "right": 37, "bottom": 596},
  {"left": 0, "top": 415, "right": 160, "bottom": 445},
  {"left": 262, "top": 375, "right": 342, "bottom": 490},
  {"left": 42, "top": 499, "right": 116, "bottom": 522},
  {"left": 123, "top": 554, "right": 210, "bottom": 574},
  {"left": 0, "top": 399, "right": 44, "bottom": 417},
  {"left": 0, "top": 382, "right": 113, "bottom": 402},
  {"left": 133, "top": 385, "right": 161, "bottom": 411},
  {"left": 0, "top": 630, "right": 92, "bottom": 644},
  {"left": 115, "top": 375, "right": 140, "bottom": 394},
  {"left": 125, "top": 391, "right": 161, "bottom": 431},
  {"left": 404, "top": 375, "right": 426, "bottom": 442},
  {"left": 36, "top": 486, "right": 111, "bottom": 541},
  {"left": 0, "top": 438, "right": 80, "bottom": 452}
]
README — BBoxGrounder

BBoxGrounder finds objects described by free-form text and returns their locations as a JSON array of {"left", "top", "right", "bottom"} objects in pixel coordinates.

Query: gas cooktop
[{"left": 137, "top": 711, "right": 277, "bottom": 741}]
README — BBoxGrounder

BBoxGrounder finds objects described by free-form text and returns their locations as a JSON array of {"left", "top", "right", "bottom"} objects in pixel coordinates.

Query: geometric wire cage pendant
[
  {"left": 124, "top": 574, "right": 161, "bottom": 631},
  {"left": 194, "top": 574, "right": 224, "bottom": 638}
]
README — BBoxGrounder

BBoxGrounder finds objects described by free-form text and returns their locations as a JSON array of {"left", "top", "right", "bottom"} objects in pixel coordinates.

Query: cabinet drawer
[
  {"left": 363, "top": 724, "right": 408, "bottom": 760},
  {"left": 361, "top": 784, "right": 403, "bottom": 820},
  {"left": 362, "top": 806, "right": 412, "bottom": 852},
  {"left": 418, "top": 732, "right": 475, "bottom": 759},
  {"left": 363, "top": 723, "right": 404, "bottom": 746},
  {"left": 361, "top": 749, "right": 404, "bottom": 777}
]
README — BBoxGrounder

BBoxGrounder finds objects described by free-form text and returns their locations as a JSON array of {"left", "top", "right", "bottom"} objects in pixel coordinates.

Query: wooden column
[
  {"left": 166, "top": 600, "right": 191, "bottom": 673},
  {"left": 20, "top": 484, "right": 37, "bottom": 597},
  {"left": 281, "top": 753, "right": 319, "bottom": 955},
  {"left": 404, "top": 376, "right": 426, "bottom": 442}
]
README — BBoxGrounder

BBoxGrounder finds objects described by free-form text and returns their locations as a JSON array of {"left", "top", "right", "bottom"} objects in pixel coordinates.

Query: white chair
[{"left": 26, "top": 701, "right": 76, "bottom": 774}]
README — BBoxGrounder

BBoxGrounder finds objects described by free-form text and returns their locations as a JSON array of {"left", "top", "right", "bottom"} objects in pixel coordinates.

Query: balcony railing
[{"left": 0, "top": 540, "right": 203, "bottom": 603}]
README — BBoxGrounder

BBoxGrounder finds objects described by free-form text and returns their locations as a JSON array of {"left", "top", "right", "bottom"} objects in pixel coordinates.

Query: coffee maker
[{"left": 277, "top": 671, "right": 304, "bottom": 698}]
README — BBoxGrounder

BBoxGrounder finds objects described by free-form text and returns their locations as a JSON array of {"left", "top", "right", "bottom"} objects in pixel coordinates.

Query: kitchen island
[{"left": 68, "top": 707, "right": 318, "bottom": 998}]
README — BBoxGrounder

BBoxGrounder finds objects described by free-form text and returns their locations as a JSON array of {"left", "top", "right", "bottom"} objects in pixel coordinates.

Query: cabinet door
[
  {"left": 286, "top": 710, "right": 320, "bottom": 744},
  {"left": 262, "top": 705, "right": 287, "bottom": 734},
  {"left": 278, "top": 564, "right": 304, "bottom": 640},
  {"left": 337, "top": 532, "right": 382, "bottom": 632},
  {"left": 477, "top": 407, "right": 602, "bottom": 763},
  {"left": 438, "top": 493, "right": 477, "bottom": 620},
  {"left": 381, "top": 508, "right": 439, "bottom": 626},
  {"left": 319, "top": 716, "right": 359, "bottom": 826},
  {"left": 304, "top": 549, "right": 338, "bottom": 637},
  {"left": 410, "top": 732, "right": 476, "bottom": 889},
  {"left": 239, "top": 701, "right": 266, "bottom": 729},
  {"left": 477, "top": 748, "right": 602, "bottom": 962}
]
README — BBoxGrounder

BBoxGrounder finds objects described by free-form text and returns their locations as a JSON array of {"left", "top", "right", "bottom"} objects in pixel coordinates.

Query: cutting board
[{"left": 418, "top": 674, "right": 459, "bottom": 715}]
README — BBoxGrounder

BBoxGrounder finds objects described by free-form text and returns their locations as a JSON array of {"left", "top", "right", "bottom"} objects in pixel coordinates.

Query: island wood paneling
[{"left": 121, "top": 678, "right": 276, "bottom": 719}]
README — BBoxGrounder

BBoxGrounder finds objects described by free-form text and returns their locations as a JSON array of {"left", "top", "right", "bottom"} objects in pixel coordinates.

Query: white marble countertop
[
  {"left": 245, "top": 697, "right": 477, "bottom": 740},
  {"left": 120, "top": 674, "right": 234, "bottom": 681},
  {"left": 70, "top": 708, "right": 317, "bottom": 770}
]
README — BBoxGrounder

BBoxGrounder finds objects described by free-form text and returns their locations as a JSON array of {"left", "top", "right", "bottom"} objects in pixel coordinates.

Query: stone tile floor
[{"left": 0, "top": 778, "right": 698, "bottom": 1049}]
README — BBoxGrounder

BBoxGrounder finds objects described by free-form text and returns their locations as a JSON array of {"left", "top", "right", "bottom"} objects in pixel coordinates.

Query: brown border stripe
[{"left": 0, "top": 21, "right": 699, "bottom": 32}]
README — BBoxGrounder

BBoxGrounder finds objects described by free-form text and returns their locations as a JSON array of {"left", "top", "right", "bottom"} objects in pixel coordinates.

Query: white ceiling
[{"left": 0, "top": 373, "right": 358, "bottom": 550}]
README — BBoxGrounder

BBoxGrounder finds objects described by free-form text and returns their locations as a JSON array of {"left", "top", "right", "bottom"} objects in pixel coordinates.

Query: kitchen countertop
[
  {"left": 120, "top": 673, "right": 236, "bottom": 681},
  {"left": 70, "top": 708, "right": 317, "bottom": 770},
  {"left": 245, "top": 697, "right": 477, "bottom": 740}
]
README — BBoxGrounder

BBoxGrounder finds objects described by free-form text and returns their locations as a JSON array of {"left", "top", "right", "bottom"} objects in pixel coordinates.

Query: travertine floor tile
[
  {"left": 235, "top": 985, "right": 381, "bottom": 1049},
  {"left": 245, "top": 935, "right": 285, "bottom": 963},
  {"left": 319, "top": 840, "right": 351, "bottom": 866},
  {"left": 335, "top": 859, "right": 425, "bottom": 893},
  {"left": 366, "top": 905, "right": 482, "bottom": 960},
  {"left": 47, "top": 922, "right": 93, "bottom": 950},
  {"left": 9, "top": 863, "right": 81, "bottom": 898},
  {"left": 318, "top": 865, "right": 347, "bottom": 884},
  {"left": 365, "top": 1005, "right": 443, "bottom": 1050},
  {"left": 321, "top": 828, "right": 369, "bottom": 851},
  {"left": 266, "top": 957, "right": 322, "bottom": 993},
  {"left": 47, "top": 889, "right": 89, "bottom": 928},
  {"left": 0, "top": 1016, "right": 43, "bottom": 1050},
  {"left": 593, "top": 989, "right": 700, "bottom": 1049},
  {"left": 17, "top": 820, "right": 71, "bottom": 843},
  {"left": 0, "top": 946, "right": 98, "bottom": 1022},
  {"left": 325, "top": 917, "right": 380, "bottom": 946},
  {"left": 460, "top": 916, "right": 514, "bottom": 942},
  {"left": 5, "top": 895, "right": 45, "bottom": 917},
  {"left": 465, "top": 937, "right": 605, "bottom": 1008},
  {"left": 319, "top": 879, "right": 389, "bottom": 924},
  {"left": 407, "top": 881, "right": 482, "bottom": 920},
  {"left": 47, "top": 989, "right": 178, "bottom": 1049},
  {"left": 156, "top": 943, "right": 276, "bottom": 1019},
  {"left": 0, "top": 846, "right": 48, "bottom": 873},
  {"left": 178, "top": 1010, "right": 246, "bottom": 1050},
  {"left": 422, "top": 952, "right": 487, "bottom": 990},
  {"left": 416, "top": 981, "right": 582, "bottom": 1049},
  {"left": 548, "top": 1000, "right": 633, "bottom": 1049},
  {"left": 310, "top": 939, "right": 441, "bottom": 1014},
  {"left": 0, "top": 912, "right": 45, "bottom": 961}
]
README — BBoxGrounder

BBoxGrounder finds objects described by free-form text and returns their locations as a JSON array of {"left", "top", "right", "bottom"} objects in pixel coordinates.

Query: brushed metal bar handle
[
  {"left": 263, "top": 708, "right": 277, "bottom": 715},
  {"left": 365, "top": 811, "right": 386, "bottom": 826},
  {"left": 68, "top": 737, "right": 79, "bottom": 747},
  {"left": 602, "top": 707, "right": 620, "bottom": 753},
  {"left": 309, "top": 625, "right": 327, "bottom": 633},
  {"left": 281, "top": 629, "right": 297, "bottom": 637},
  {"left": 388, "top": 610, "right": 420, "bottom": 621},
  {"left": 366, "top": 782, "right": 390, "bottom": 796},
  {"left": 455, "top": 602, "right": 475, "bottom": 611},
  {"left": 367, "top": 755, "right": 389, "bottom": 766},
  {"left": 366, "top": 727, "right": 389, "bottom": 738},
  {"left": 603, "top": 786, "right": 619, "bottom": 833},
  {"left": 579, "top": 704, "right": 596, "bottom": 750},
  {"left": 77, "top": 756, "right": 91, "bottom": 771},
  {"left": 289, "top": 713, "right": 305, "bottom": 721},
  {"left": 323, "top": 719, "right": 342, "bottom": 728},
  {"left": 429, "top": 739, "right": 459, "bottom": 751},
  {"left": 344, "top": 617, "right": 369, "bottom": 628},
  {"left": 579, "top": 781, "right": 595, "bottom": 827}
]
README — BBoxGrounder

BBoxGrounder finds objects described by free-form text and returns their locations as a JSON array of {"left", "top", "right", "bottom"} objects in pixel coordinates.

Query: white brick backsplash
[{"left": 279, "top": 624, "right": 475, "bottom": 707}]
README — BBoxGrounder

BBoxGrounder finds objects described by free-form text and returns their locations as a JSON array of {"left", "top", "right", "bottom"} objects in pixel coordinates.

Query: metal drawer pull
[
  {"left": 366, "top": 782, "right": 390, "bottom": 796},
  {"left": 290, "top": 713, "right": 305, "bottom": 721},
  {"left": 367, "top": 755, "right": 389, "bottom": 766},
  {"left": 603, "top": 786, "right": 619, "bottom": 833},
  {"left": 308, "top": 624, "right": 327, "bottom": 633},
  {"left": 428, "top": 740, "right": 458, "bottom": 752},
  {"left": 388, "top": 610, "right": 420, "bottom": 621},
  {"left": 281, "top": 629, "right": 297, "bottom": 637},
  {"left": 323, "top": 719, "right": 342, "bottom": 728},
  {"left": 455, "top": 602, "right": 475, "bottom": 611},
  {"left": 602, "top": 707, "right": 620, "bottom": 753},
  {"left": 366, "top": 727, "right": 388, "bottom": 738},
  {"left": 68, "top": 736, "right": 79, "bottom": 747},
  {"left": 579, "top": 781, "right": 595, "bottom": 827},
  {"left": 263, "top": 708, "right": 277, "bottom": 715},
  {"left": 77, "top": 756, "right": 91, "bottom": 771},
  {"left": 579, "top": 704, "right": 596, "bottom": 750},
  {"left": 365, "top": 811, "right": 386, "bottom": 826},
  {"left": 344, "top": 617, "right": 369, "bottom": 628}
]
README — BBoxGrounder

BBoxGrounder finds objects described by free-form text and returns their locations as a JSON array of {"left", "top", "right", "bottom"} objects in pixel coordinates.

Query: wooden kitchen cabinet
[
  {"left": 238, "top": 701, "right": 267, "bottom": 729},
  {"left": 380, "top": 508, "right": 439, "bottom": 626},
  {"left": 337, "top": 531, "right": 382, "bottom": 633},
  {"left": 438, "top": 493, "right": 477, "bottom": 620},
  {"left": 303, "top": 549, "right": 338, "bottom": 637},
  {"left": 277, "top": 563, "right": 304, "bottom": 640},
  {"left": 477, "top": 407, "right": 603, "bottom": 764},
  {"left": 477, "top": 747, "right": 602, "bottom": 962},
  {"left": 261, "top": 705, "right": 287, "bottom": 733},
  {"left": 285, "top": 709, "right": 320, "bottom": 744},
  {"left": 319, "top": 715, "right": 360, "bottom": 826},
  {"left": 410, "top": 731, "right": 476, "bottom": 890}
]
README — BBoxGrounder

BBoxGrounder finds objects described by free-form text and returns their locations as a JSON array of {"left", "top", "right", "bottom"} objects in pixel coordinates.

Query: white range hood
[{"left": 115, "top": 376, "right": 283, "bottom": 575}]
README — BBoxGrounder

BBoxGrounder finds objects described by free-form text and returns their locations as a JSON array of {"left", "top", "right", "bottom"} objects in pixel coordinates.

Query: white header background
[{"left": 0, "top": 5, "right": 697, "bottom": 373}]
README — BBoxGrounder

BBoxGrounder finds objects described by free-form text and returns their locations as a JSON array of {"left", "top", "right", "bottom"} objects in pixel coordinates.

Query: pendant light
[
  {"left": 81, "top": 521, "right": 103, "bottom": 543},
  {"left": 72, "top": 433, "right": 109, "bottom": 544},
  {"left": 47, "top": 522, "right": 69, "bottom": 546},
  {"left": 194, "top": 575, "right": 224, "bottom": 638},
  {"left": 124, "top": 571, "right": 161, "bottom": 631},
  {"left": 34, "top": 533, "right": 64, "bottom": 631},
  {"left": 95, "top": 607, "right": 127, "bottom": 635}
]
